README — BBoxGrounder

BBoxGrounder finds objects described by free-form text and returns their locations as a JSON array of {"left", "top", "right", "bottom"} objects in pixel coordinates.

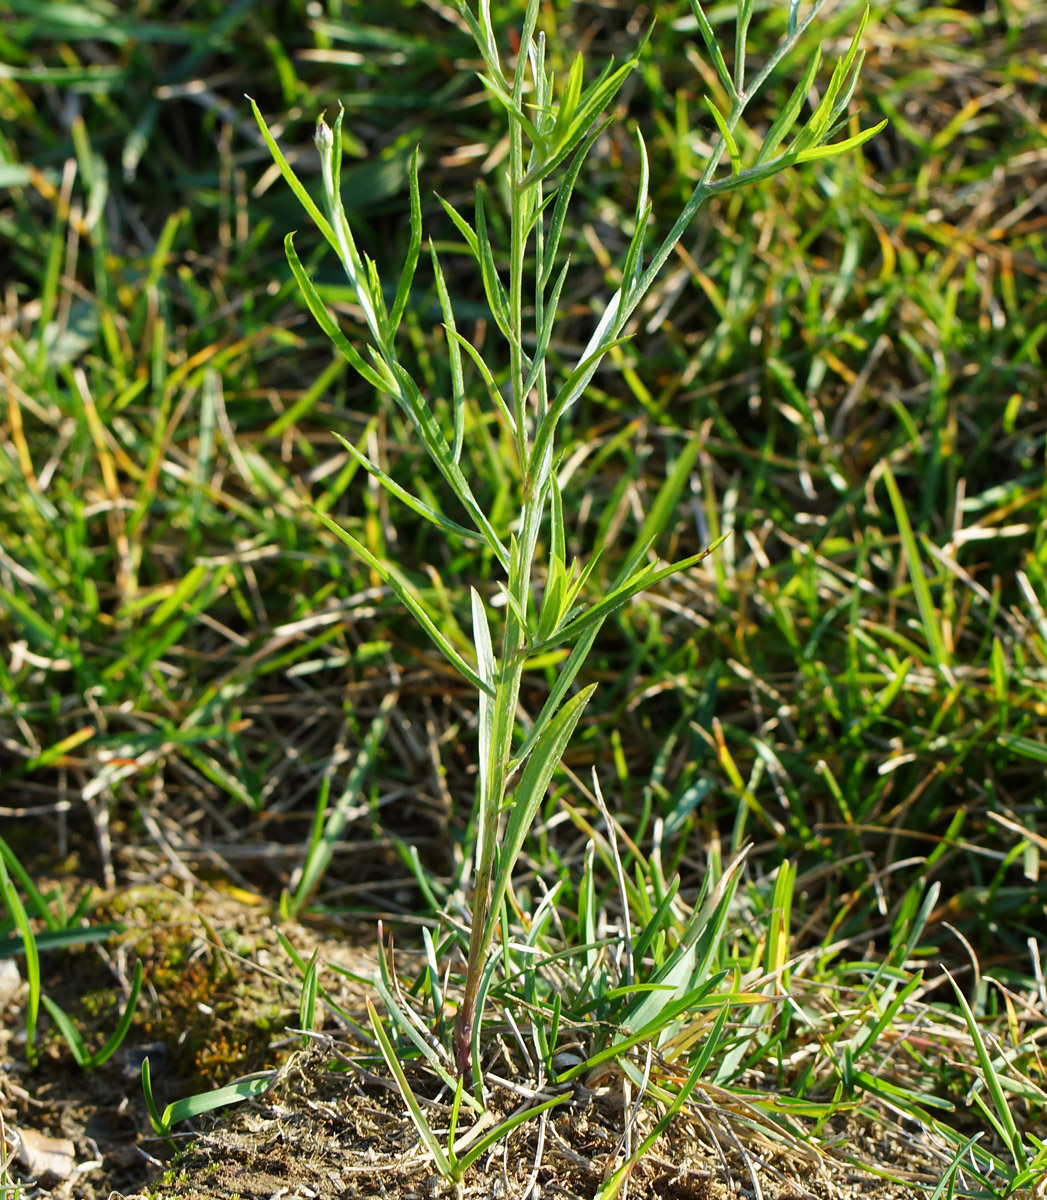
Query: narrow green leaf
[
  {"left": 162, "top": 1073, "right": 275, "bottom": 1127},
  {"left": 854, "top": 1068, "right": 956, "bottom": 1116},
  {"left": 549, "top": 473, "right": 565, "bottom": 567},
  {"left": 596, "top": 1055, "right": 707, "bottom": 1200},
  {"left": 389, "top": 147, "right": 423, "bottom": 335},
  {"left": 435, "top": 193, "right": 481, "bottom": 258},
  {"left": 687, "top": 0, "right": 736, "bottom": 100},
  {"left": 443, "top": 327, "right": 518, "bottom": 437},
  {"left": 625, "top": 124, "right": 650, "bottom": 291},
  {"left": 472, "top": 588, "right": 496, "bottom": 828},
  {"left": 622, "top": 849, "right": 748, "bottom": 1033},
  {"left": 1, "top": 867, "right": 40, "bottom": 1057},
  {"left": 631, "top": 875, "right": 681, "bottom": 968},
  {"left": 945, "top": 971, "right": 1027, "bottom": 1170},
  {"left": 520, "top": 56, "right": 640, "bottom": 190},
  {"left": 147, "top": 563, "right": 209, "bottom": 628},
  {"left": 793, "top": 120, "right": 888, "bottom": 163},
  {"left": 422, "top": 926, "right": 443, "bottom": 1018},
  {"left": 299, "top": 950, "right": 319, "bottom": 1041},
  {"left": 752, "top": 46, "right": 822, "bottom": 168},
  {"left": 998, "top": 733, "right": 1047, "bottom": 764},
  {"left": 539, "top": 119, "right": 610, "bottom": 288},
  {"left": 927, "top": 1134, "right": 985, "bottom": 1200},
  {"left": 476, "top": 72, "right": 547, "bottom": 155},
  {"left": 852, "top": 972, "right": 924, "bottom": 1060},
  {"left": 881, "top": 463, "right": 949, "bottom": 671},
  {"left": 321, "top": 107, "right": 385, "bottom": 342},
  {"left": 385, "top": 361, "right": 511, "bottom": 567},
  {"left": 895, "top": 881, "right": 941, "bottom": 968},
  {"left": 314, "top": 510, "right": 494, "bottom": 697},
  {"left": 535, "top": 556, "right": 567, "bottom": 645},
  {"left": 529, "top": 334, "right": 634, "bottom": 486},
  {"left": 473, "top": 187, "right": 512, "bottom": 337},
  {"left": 455, "top": 0, "right": 502, "bottom": 83},
  {"left": 482, "top": 684, "right": 597, "bottom": 950},
  {"left": 0, "top": 836, "right": 61, "bottom": 932},
  {"left": 429, "top": 243, "right": 467, "bottom": 461},
  {"left": 86, "top": 959, "right": 144, "bottom": 1068},
  {"left": 497, "top": 582, "right": 530, "bottom": 633},
  {"left": 41, "top": 995, "right": 88, "bottom": 1066},
  {"left": 141, "top": 1057, "right": 168, "bottom": 1137},
  {"left": 545, "top": 54, "right": 585, "bottom": 153},
  {"left": 703, "top": 97, "right": 741, "bottom": 174},
  {"left": 248, "top": 96, "right": 338, "bottom": 253},
  {"left": 456, "top": 1093, "right": 568, "bottom": 1174},
  {"left": 284, "top": 234, "right": 390, "bottom": 392},
  {"left": 735, "top": 0, "right": 755, "bottom": 94},
  {"left": 332, "top": 432, "right": 482, "bottom": 544},
  {"left": 367, "top": 997, "right": 456, "bottom": 1180},
  {"left": 561, "top": 50, "right": 586, "bottom": 112},
  {"left": 827, "top": 48, "right": 868, "bottom": 127},
  {"left": 521, "top": 256, "right": 571, "bottom": 399},
  {"left": 578, "top": 843, "right": 599, "bottom": 978},
  {"left": 689, "top": 999, "right": 732, "bottom": 1077},
  {"left": 512, "top": 622, "right": 602, "bottom": 768},
  {"left": 533, "top": 533, "right": 729, "bottom": 656},
  {"left": 794, "top": 7, "right": 870, "bottom": 152},
  {"left": 618, "top": 438, "right": 702, "bottom": 582},
  {"left": 0, "top": 924, "right": 125, "bottom": 957}
]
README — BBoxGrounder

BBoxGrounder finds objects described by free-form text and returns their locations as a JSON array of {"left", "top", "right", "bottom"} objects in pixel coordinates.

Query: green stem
[{"left": 455, "top": 15, "right": 552, "bottom": 1083}]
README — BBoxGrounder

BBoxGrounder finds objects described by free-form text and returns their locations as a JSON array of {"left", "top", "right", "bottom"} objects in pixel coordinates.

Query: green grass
[{"left": 1, "top": 0, "right": 1046, "bottom": 1195}]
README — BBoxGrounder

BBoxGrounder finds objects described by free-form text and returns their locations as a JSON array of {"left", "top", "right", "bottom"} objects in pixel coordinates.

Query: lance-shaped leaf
[
  {"left": 792, "top": 8, "right": 871, "bottom": 155},
  {"left": 474, "top": 186, "right": 513, "bottom": 338},
  {"left": 387, "top": 363, "right": 511, "bottom": 569},
  {"left": 429, "top": 243, "right": 468, "bottom": 460},
  {"left": 316, "top": 108, "right": 385, "bottom": 344},
  {"left": 314, "top": 509, "right": 494, "bottom": 698},
  {"left": 688, "top": 0, "right": 736, "bottom": 100},
  {"left": 471, "top": 588, "right": 496, "bottom": 856},
  {"left": 480, "top": 683, "right": 597, "bottom": 955},
  {"left": 705, "top": 119, "right": 887, "bottom": 194},
  {"left": 388, "top": 147, "right": 423, "bottom": 336},
  {"left": 620, "top": 848, "right": 750, "bottom": 1038},
  {"left": 444, "top": 327, "right": 518, "bottom": 438},
  {"left": 284, "top": 234, "right": 391, "bottom": 393},
  {"left": 521, "top": 256, "right": 571, "bottom": 400},
  {"left": 530, "top": 533, "right": 730, "bottom": 657},
  {"left": 519, "top": 51, "right": 644, "bottom": 190},
  {"left": 704, "top": 97, "right": 741, "bottom": 175},
  {"left": 617, "top": 438, "right": 701, "bottom": 582},
  {"left": 248, "top": 97, "right": 337, "bottom": 254},
  {"left": 752, "top": 46, "right": 822, "bottom": 168},
  {"left": 792, "top": 121, "right": 888, "bottom": 164},
  {"left": 539, "top": 119, "right": 611, "bottom": 289},
  {"left": 332, "top": 432, "right": 482, "bottom": 545}
]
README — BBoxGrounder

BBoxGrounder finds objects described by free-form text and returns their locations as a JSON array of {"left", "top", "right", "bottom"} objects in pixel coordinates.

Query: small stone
[
  {"left": 0, "top": 958, "right": 20, "bottom": 1010},
  {"left": 14, "top": 1127, "right": 77, "bottom": 1182}
]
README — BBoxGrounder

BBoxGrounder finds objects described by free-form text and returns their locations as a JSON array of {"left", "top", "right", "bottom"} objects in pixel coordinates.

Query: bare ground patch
[{"left": 1, "top": 885, "right": 954, "bottom": 1200}]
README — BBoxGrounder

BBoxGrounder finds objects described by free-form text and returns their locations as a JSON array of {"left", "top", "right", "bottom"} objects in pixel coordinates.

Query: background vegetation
[{"left": 1, "top": 0, "right": 1045, "bottom": 1195}]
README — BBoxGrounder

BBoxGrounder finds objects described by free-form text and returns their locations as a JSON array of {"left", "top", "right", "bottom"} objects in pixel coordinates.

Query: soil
[{"left": 0, "top": 881, "right": 958, "bottom": 1200}]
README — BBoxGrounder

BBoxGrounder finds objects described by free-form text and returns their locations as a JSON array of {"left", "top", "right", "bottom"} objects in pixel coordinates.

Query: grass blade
[{"left": 366, "top": 997, "right": 455, "bottom": 1180}]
